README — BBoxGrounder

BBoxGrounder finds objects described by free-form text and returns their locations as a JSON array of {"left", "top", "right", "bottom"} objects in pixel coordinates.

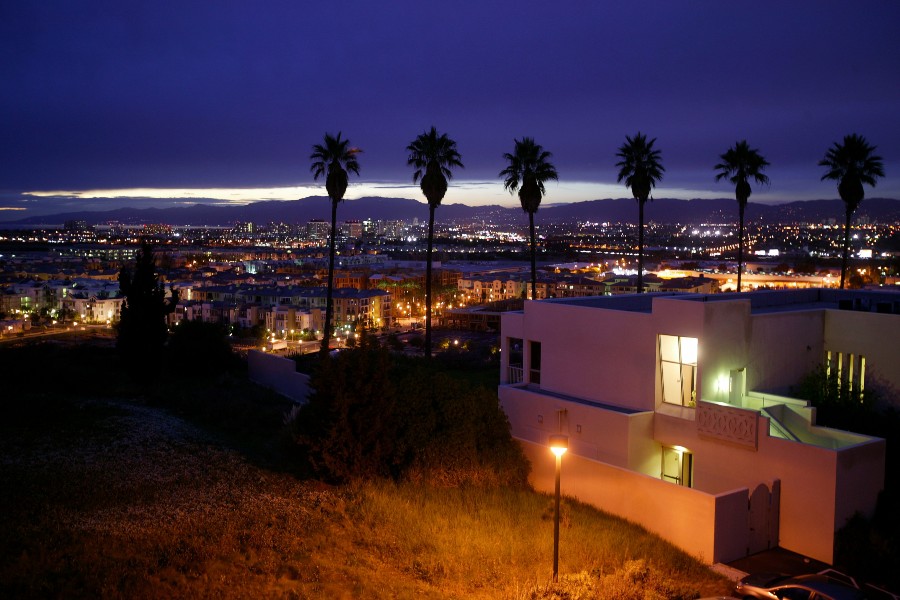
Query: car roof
[{"left": 779, "top": 574, "right": 867, "bottom": 600}]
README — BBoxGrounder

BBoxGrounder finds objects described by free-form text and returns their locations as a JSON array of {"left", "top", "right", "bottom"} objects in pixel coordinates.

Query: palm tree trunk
[
  {"left": 737, "top": 204, "right": 745, "bottom": 293},
  {"left": 425, "top": 204, "right": 435, "bottom": 358},
  {"left": 637, "top": 200, "right": 645, "bottom": 294},
  {"left": 529, "top": 211, "right": 537, "bottom": 300},
  {"left": 840, "top": 206, "right": 852, "bottom": 289},
  {"left": 320, "top": 199, "right": 338, "bottom": 355}
]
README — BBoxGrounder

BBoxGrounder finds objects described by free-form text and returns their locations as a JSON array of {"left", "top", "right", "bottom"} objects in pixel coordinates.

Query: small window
[
  {"left": 507, "top": 337, "right": 524, "bottom": 384},
  {"left": 530, "top": 341, "right": 542, "bottom": 385},
  {"left": 825, "top": 350, "right": 866, "bottom": 400},
  {"left": 661, "top": 446, "right": 693, "bottom": 487}
]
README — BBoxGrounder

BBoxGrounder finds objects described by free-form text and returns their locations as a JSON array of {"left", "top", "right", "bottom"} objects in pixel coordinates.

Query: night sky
[{"left": 2, "top": 1, "right": 899, "bottom": 219}]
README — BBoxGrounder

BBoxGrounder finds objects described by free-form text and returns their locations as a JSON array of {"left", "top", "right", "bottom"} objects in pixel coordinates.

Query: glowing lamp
[{"left": 549, "top": 434, "right": 568, "bottom": 457}]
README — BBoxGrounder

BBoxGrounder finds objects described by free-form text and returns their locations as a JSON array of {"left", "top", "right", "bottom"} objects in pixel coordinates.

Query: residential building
[
  {"left": 499, "top": 289, "right": 894, "bottom": 564},
  {"left": 63, "top": 292, "right": 125, "bottom": 324},
  {"left": 598, "top": 273, "right": 665, "bottom": 294},
  {"left": 175, "top": 285, "right": 391, "bottom": 331}
]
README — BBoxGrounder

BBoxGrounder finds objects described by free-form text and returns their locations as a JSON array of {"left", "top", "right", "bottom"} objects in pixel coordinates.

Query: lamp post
[{"left": 549, "top": 434, "right": 568, "bottom": 583}]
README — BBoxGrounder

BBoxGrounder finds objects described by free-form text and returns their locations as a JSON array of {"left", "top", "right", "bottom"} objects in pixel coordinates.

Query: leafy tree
[
  {"left": 117, "top": 242, "right": 178, "bottom": 380},
  {"left": 407, "top": 126, "right": 463, "bottom": 357},
  {"left": 310, "top": 132, "right": 362, "bottom": 354},
  {"left": 714, "top": 140, "right": 770, "bottom": 293},
  {"left": 500, "top": 137, "right": 559, "bottom": 300},
  {"left": 615, "top": 133, "right": 664, "bottom": 293},
  {"left": 818, "top": 134, "right": 885, "bottom": 289}
]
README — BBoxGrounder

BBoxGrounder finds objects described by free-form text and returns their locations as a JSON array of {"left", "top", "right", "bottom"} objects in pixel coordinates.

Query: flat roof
[{"left": 543, "top": 289, "right": 900, "bottom": 316}]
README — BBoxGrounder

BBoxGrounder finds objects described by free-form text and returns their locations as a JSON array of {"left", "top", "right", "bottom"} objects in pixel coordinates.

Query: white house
[{"left": 499, "top": 289, "right": 894, "bottom": 564}]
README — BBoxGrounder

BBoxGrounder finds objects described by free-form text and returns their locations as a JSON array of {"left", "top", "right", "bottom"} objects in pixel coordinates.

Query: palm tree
[
  {"left": 615, "top": 133, "right": 664, "bottom": 293},
  {"left": 407, "top": 126, "right": 463, "bottom": 357},
  {"left": 714, "top": 140, "right": 770, "bottom": 293},
  {"left": 500, "top": 137, "right": 558, "bottom": 300},
  {"left": 819, "top": 134, "right": 885, "bottom": 289},
  {"left": 310, "top": 132, "right": 361, "bottom": 355}
]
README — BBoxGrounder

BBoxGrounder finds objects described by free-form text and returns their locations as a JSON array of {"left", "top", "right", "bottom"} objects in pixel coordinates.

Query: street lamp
[{"left": 549, "top": 434, "right": 568, "bottom": 583}]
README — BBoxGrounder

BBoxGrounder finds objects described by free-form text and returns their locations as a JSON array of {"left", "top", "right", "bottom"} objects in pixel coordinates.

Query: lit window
[
  {"left": 659, "top": 335, "right": 698, "bottom": 407},
  {"left": 661, "top": 446, "right": 693, "bottom": 487}
]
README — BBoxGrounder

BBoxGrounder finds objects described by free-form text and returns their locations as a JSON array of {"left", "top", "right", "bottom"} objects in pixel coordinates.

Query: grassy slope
[{"left": 0, "top": 341, "right": 731, "bottom": 598}]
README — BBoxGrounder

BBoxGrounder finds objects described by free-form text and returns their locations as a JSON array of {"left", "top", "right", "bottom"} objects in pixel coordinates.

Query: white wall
[
  {"left": 654, "top": 408, "right": 885, "bottom": 563},
  {"left": 520, "top": 438, "right": 750, "bottom": 564},
  {"left": 833, "top": 440, "right": 885, "bottom": 531},
  {"left": 746, "top": 311, "right": 825, "bottom": 394},
  {"left": 512, "top": 300, "right": 658, "bottom": 411},
  {"left": 247, "top": 350, "right": 310, "bottom": 403},
  {"left": 499, "top": 385, "right": 656, "bottom": 474}
]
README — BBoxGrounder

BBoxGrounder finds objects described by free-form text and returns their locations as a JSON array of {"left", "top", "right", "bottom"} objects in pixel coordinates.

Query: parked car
[{"left": 734, "top": 572, "right": 867, "bottom": 600}]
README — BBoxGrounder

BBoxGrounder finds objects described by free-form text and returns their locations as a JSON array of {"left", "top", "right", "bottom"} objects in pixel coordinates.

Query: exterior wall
[
  {"left": 833, "top": 440, "right": 885, "bottom": 532},
  {"left": 499, "top": 385, "right": 656, "bottom": 474},
  {"left": 517, "top": 300, "right": 658, "bottom": 411},
  {"left": 746, "top": 311, "right": 825, "bottom": 394},
  {"left": 520, "top": 438, "right": 750, "bottom": 563},
  {"left": 696, "top": 299, "right": 751, "bottom": 404},
  {"left": 654, "top": 406, "right": 884, "bottom": 563},
  {"left": 247, "top": 350, "right": 310, "bottom": 403}
]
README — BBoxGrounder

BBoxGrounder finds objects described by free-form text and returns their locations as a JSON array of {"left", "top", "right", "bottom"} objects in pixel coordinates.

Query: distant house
[{"left": 499, "top": 289, "right": 895, "bottom": 564}]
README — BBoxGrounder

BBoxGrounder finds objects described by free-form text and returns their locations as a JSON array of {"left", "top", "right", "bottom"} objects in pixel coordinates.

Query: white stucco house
[{"left": 499, "top": 289, "right": 896, "bottom": 564}]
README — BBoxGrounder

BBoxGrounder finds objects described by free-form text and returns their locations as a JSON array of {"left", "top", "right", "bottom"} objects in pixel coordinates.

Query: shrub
[
  {"left": 167, "top": 319, "right": 240, "bottom": 376},
  {"left": 289, "top": 336, "right": 528, "bottom": 486}
]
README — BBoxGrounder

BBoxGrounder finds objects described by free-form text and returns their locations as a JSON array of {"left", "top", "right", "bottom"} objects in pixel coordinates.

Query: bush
[
  {"left": 288, "top": 335, "right": 528, "bottom": 486},
  {"left": 793, "top": 365, "right": 900, "bottom": 587},
  {"left": 167, "top": 319, "right": 241, "bottom": 376}
]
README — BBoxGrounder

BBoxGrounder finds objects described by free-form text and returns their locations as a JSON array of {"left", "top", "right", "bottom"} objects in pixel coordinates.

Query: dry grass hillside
[{"left": 0, "top": 341, "right": 732, "bottom": 598}]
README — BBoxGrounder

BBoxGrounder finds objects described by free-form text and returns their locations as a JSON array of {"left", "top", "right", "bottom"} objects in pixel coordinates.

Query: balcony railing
[{"left": 508, "top": 365, "right": 524, "bottom": 384}]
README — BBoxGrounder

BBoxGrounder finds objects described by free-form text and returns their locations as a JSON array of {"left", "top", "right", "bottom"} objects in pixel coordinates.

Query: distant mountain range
[{"left": 6, "top": 196, "right": 900, "bottom": 227}]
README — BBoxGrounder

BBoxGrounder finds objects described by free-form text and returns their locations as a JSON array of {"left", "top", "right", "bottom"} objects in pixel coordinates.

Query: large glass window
[{"left": 659, "top": 335, "right": 698, "bottom": 406}]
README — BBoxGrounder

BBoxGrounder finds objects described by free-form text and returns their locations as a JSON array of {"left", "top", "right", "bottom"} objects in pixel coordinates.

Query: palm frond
[
  {"left": 714, "top": 140, "right": 770, "bottom": 202},
  {"left": 819, "top": 134, "right": 884, "bottom": 184},
  {"left": 406, "top": 126, "right": 463, "bottom": 205},
  {"left": 309, "top": 132, "right": 362, "bottom": 203},
  {"left": 615, "top": 132, "right": 664, "bottom": 201},
  {"left": 499, "top": 137, "right": 558, "bottom": 203}
]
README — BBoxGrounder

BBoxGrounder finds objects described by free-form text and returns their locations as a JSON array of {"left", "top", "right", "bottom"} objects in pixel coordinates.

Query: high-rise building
[{"left": 306, "top": 219, "right": 330, "bottom": 241}]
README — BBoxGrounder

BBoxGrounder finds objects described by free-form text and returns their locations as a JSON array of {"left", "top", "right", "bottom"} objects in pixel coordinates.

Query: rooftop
[{"left": 544, "top": 288, "right": 900, "bottom": 315}]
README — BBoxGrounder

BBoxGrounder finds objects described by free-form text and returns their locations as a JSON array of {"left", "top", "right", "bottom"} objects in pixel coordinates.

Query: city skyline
[{"left": 2, "top": 1, "right": 899, "bottom": 219}]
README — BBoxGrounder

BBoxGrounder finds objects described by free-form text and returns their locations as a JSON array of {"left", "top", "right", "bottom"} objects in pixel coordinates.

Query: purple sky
[{"left": 2, "top": 1, "right": 899, "bottom": 219}]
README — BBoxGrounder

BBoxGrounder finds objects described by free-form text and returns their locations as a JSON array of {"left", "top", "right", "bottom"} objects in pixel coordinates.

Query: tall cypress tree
[{"left": 117, "top": 242, "right": 178, "bottom": 380}]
